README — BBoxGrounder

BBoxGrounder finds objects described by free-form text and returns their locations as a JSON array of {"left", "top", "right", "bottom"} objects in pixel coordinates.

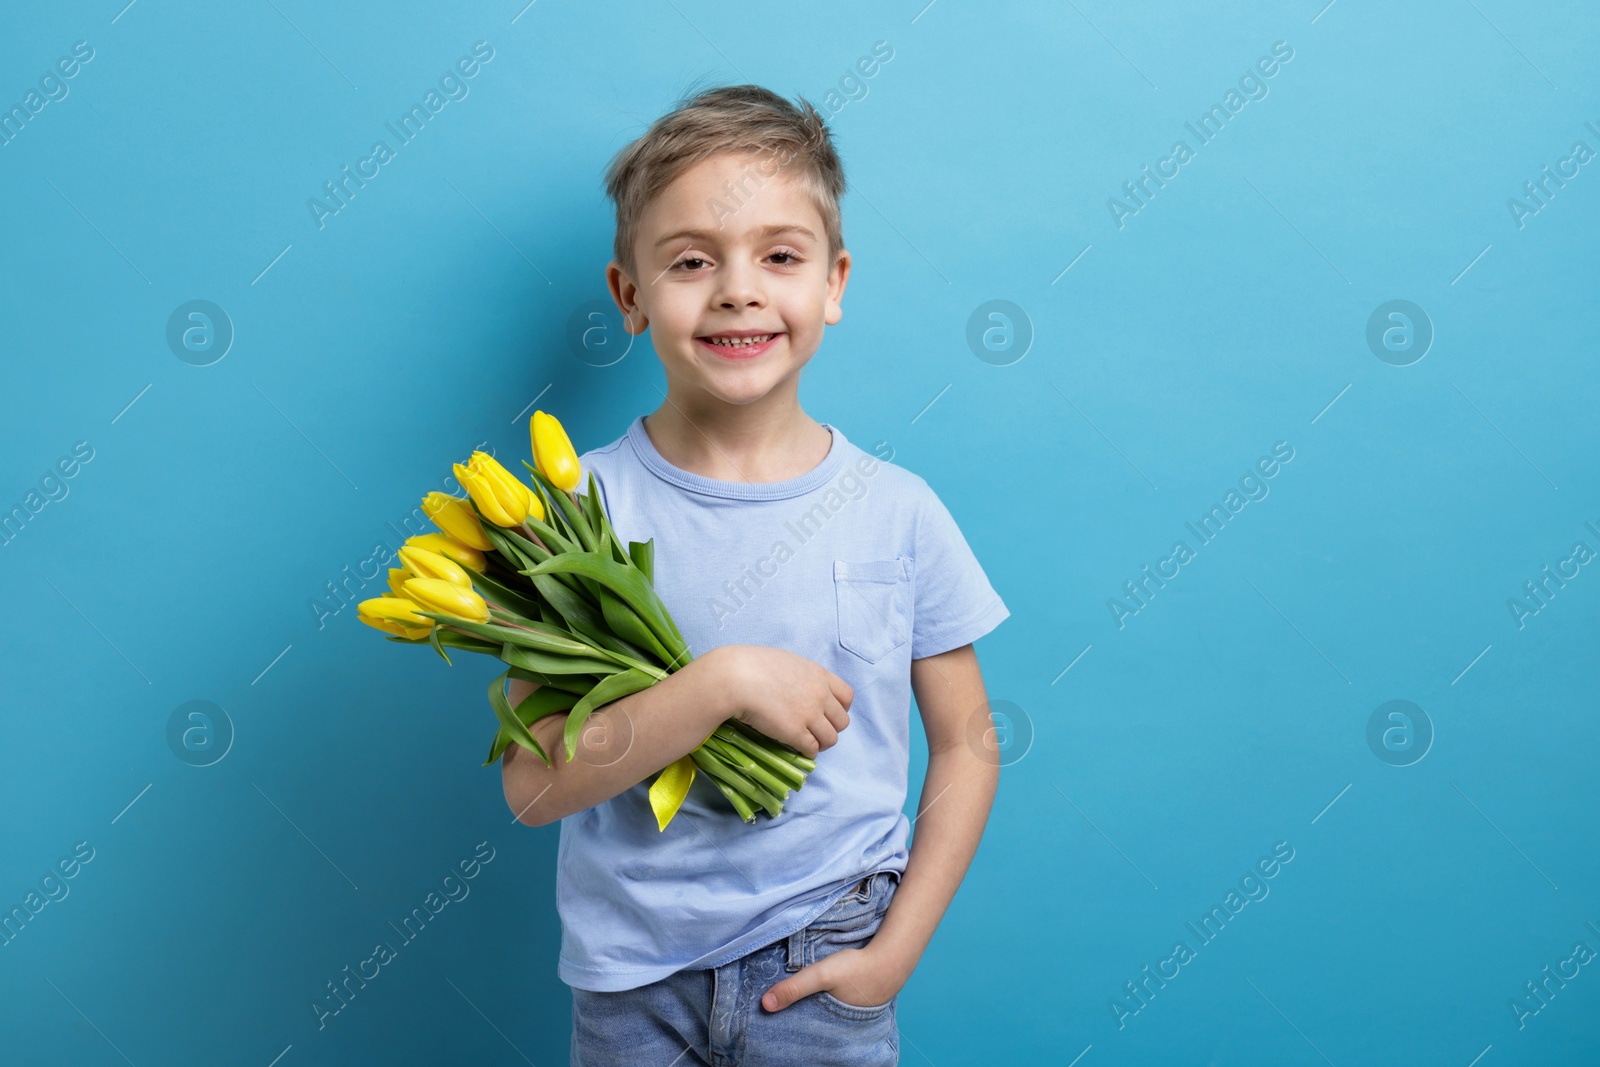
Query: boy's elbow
[{"left": 502, "top": 745, "right": 561, "bottom": 827}]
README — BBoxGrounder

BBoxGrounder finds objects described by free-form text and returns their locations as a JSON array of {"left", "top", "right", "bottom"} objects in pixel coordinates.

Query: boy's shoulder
[{"left": 576, "top": 418, "right": 632, "bottom": 465}]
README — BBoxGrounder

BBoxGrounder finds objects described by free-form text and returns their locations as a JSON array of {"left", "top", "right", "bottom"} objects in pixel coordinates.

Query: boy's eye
[{"left": 670, "top": 248, "right": 802, "bottom": 271}]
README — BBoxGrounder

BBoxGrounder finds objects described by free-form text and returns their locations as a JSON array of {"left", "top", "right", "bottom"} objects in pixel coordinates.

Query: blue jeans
[{"left": 570, "top": 870, "right": 901, "bottom": 1066}]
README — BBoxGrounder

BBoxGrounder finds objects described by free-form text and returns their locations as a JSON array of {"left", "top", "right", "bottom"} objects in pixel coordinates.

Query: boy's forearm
[
  {"left": 869, "top": 742, "right": 1000, "bottom": 983},
  {"left": 502, "top": 656, "right": 729, "bottom": 827}
]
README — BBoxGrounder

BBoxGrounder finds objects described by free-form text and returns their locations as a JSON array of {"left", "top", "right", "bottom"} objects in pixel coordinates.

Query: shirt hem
[{"left": 557, "top": 864, "right": 904, "bottom": 992}]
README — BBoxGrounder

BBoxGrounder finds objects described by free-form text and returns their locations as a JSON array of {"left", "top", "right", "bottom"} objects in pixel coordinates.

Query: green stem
[
  {"left": 702, "top": 736, "right": 794, "bottom": 800},
  {"left": 727, "top": 719, "right": 817, "bottom": 772},
  {"left": 712, "top": 725, "right": 807, "bottom": 790},
  {"left": 699, "top": 768, "right": 757, "bottom": 823},
  {"left": 691, "top": 747, "right": 783, "bottom": 818}
]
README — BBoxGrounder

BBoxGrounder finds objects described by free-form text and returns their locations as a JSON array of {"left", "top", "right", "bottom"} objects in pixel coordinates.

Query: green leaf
[
  {"left": 524, "top": 461, "right": 598, "bottom": 552},
  {"left": 508, "top": 666, "right": 598, "bottom": 696},
  {"left": 499, "top": 643, "right": 625, "bottom": 676},
  {"left": 523, "top": 552, "right": 689, "bottom": 668},
  {"left": 525, "top": 572, "right": 656, "bottom": 666},
  {"left": 419, "top": 612, "right": 617, "bottom": 661},
  {"left": 485, "top": 727, "right": 508, "bottom": 766},
  {"left": 599, "top": 587, "right": 674, "bottom": 668},
  {"left": 511, "top": 537, "right": 598, "bottom": 608},
  {"left": 505, "top": 526, "right": 554, "bottom": 565},
  {"left": 481, "top": 524, "right": 528, "bottom": 569},
  {"left": 480, "top": 525, "right": 545, "bottom": 578},
  {"left": 487, "top": 669, "right": 548, "bottom": 764},
  {"left": 561, "top": 667, "right": 658, "bottom": 762},
  {"left": 579, "top": 470, "right": 635, "bottom": 570},
  {"left": 527, "top": 571, "right": 603, "bottom": 632},
  {"left": 627, "top": 539, "right": 655, "bottom": 585},
  {"left": 578, "top": 467, "right": 623, "bottom": 557},
  {"left": 606, "top": 528, "right": 628, "bottom": 566},
  {"left": 466, "top": 563, "right": 544, "bottom": 619},
  {"left": 428, "top": 621, "right": 453, "bottom": 665},
  {"left": 485, "top": 685, "right": 579, "bottom": 765},
  {"left": 434, "top": 630, "right": 501, "bottom": 654},
  {"left": 580, "top": 470, "right": 605, "bottom": 545},
  {"left": 525, "top": 478, "right": 571, "bottom": 539},
  {"left": 523, "top": 512, "right": 578, "bottom": 557}
]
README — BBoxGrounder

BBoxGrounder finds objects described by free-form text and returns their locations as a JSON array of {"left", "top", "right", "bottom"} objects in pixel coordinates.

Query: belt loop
[{"left": 785, "top": 927, "right": 805, "bottom": 972}]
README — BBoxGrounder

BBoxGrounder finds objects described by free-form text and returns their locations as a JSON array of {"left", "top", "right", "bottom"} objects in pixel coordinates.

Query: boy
[{"left": 501, "top": 84, "right": 1010, "bottom": 1067}]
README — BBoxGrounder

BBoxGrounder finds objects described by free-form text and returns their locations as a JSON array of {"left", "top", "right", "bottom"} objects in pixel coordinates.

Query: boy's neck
[{"left": 641, "top": 394, "right": 832, "bottom": 485}]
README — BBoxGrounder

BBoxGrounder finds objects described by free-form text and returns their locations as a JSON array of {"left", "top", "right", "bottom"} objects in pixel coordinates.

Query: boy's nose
[{"left": 713, "top": 262, "right": 764, "bottom": 309}]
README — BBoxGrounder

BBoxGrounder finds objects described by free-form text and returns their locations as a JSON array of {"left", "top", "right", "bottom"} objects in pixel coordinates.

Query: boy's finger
[
  {"left": 760, "top": 968, "right": 818, "bottom": 1012},
  {"left": 811, "top": 718, "right": 839, "bottom": 752},
  {"left": 826, "top": 671, "right": 854, "bottom": 710},
  {"left": 823, "top": 698, "right": 849, "bottom": 731}
]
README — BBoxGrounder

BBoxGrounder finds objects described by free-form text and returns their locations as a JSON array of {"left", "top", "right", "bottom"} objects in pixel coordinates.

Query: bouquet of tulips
[{"left": 357, "top": 411, "right": 815, "bottom": 830}]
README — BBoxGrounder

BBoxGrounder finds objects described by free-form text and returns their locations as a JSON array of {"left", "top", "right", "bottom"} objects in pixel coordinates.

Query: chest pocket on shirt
[{"left": 833, "top": 558, "right": 911, "bottom": 664}]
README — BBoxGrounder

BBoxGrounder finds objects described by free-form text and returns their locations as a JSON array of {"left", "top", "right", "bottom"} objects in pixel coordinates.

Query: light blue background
[{"left": 2, "top": 1, "right": 1597, "bottom": 1064}]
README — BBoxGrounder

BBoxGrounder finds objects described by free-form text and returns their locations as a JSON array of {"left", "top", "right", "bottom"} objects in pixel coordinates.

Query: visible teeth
[{"left": 706, "top": 334, "right": 773, "bottom": 347}]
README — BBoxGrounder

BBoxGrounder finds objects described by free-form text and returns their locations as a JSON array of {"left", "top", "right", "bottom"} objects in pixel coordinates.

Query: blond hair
[{"left": 603, "top": 83, "right": 846, "bottom": 279}]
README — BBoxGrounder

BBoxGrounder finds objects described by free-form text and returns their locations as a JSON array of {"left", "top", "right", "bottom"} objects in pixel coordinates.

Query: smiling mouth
[{"left": 698, "top": 333, "right": 779, "bottom": 348}]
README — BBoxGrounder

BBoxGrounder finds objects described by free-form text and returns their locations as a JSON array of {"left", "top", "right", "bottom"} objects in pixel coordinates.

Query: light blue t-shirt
[{"left": 555, "top": 414, "right": 1009, "bottom": 991}]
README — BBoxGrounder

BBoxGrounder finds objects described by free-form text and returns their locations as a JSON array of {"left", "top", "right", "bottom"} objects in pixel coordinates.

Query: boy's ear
[
  {"left": 605, "top": 259, "right": 649, "bottom": 334},
  {"left": 823, "top": 249, "right": 851, "bottom": 327}
]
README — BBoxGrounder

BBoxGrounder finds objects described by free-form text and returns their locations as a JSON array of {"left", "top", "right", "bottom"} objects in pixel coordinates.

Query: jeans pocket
[
  {"left": 805, "top": 873, "right": 899, "bottom": 1019},
  {"left": 817, "top": 988, "right": 896, "bottom": 1020}
]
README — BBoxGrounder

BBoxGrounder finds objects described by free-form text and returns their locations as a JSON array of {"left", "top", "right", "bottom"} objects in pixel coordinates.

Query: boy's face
[{"left": 607, "top": 150, "right": 850, "bottom": 409}]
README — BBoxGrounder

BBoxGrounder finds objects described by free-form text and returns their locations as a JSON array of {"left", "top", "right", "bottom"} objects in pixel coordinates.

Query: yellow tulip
[
  {"left": 453, "top": 462, "right": 514, "bottom": 528},
  {"left": 397, "top": 545, "right": 472, "bottom": 589},
  {"left": 387, "top": 567, "right": 411, "bottom": 598},
  {"left": 404, "top": 577, "right": 490, "bottom": 623},
  {"left": 405, "top": 532, "right": 486, "bottom": 572},
  {"left": 531, "top": 410, "right": 582, "bottom": 493},
  {"left": 358, "top": 596, "right": 433, "bottom": 640},
  {"left": 649, "top": 755, "right": 696, "bottom": 832},
  {"left": 473, "top": 451, "right": 547, "bottom": 524},
  {"left": 455, "top": 451, "right": 545, "bottom": 528},
  {"left": 422, "top": 491, "right": 493, "bottom": 550}
]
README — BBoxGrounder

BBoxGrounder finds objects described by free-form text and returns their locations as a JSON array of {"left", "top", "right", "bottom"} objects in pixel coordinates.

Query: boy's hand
[
  {"left": 760, "top": 945, "right": 903, "bottom": 1013},
  {"left": 704, "top": 644, "right": 853, "bottom": 759}
]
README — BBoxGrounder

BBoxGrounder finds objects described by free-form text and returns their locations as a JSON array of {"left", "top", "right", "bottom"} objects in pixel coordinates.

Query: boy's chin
[
  {"left": 698, "top": 378, "right": 792, "bottom": 407},
  {"left": 661, "top": 353, "right": 813, "bottom": 405},
  {"left": 666, "top": 365, "right": 795, "bottom": 406}
]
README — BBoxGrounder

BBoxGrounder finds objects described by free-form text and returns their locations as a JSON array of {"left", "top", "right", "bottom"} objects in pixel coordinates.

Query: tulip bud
[
  {"left": 405, "top": 532, "right": 486, "bottom": 573},
  {"left": 387, "top": 567, "right": 411, "bottom": 598},
  {"left": 531, "top": 410, "right": 582, "bottom": 493},
  {"left": 403, "top": 577, "right": 490, "bottom": 623},
  {"left": 456, "top": 452, "right": 544, "bottom": 528},
  {"left": 422, "top": 491, "right": 493, "bottom": 550},
  {"left": 397, "top": 545, "right": 473, "bottom": 589},
  {"left": 358, "top": 596, "right": 433, "bottom": 640},
  {"left": 454, "top": 462, "right": 510, "bottom": 528}
]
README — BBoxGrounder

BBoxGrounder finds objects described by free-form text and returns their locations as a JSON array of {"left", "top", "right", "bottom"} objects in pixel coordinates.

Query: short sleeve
[{"left": 910, "top": 480, "right": 1010, "bottom": 659}]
